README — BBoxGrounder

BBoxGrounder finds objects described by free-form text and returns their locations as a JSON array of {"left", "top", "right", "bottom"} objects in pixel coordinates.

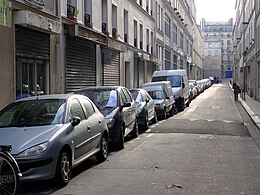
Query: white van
[
  {"left": 151, "top": 70, "right": 190, "bottom": 111},
  {"left": 142, "top": 81, "right": 175, "bottom": 119}
]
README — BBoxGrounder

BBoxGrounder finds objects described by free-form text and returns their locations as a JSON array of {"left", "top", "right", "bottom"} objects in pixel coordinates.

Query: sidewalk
[
  {"left": 228, "top": 81, "right": 260, "bottom": 130},
  {"left": 239, "top": 93, "right": 260, "bottom": 130}
]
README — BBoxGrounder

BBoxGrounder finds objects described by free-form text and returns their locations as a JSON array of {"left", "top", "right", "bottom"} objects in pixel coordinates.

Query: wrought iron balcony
[
  {"left": 112, "top": 28, "right": 117, "bottom": 38},
  {"left": 84, "top": 13, "right": 92, "bottom": 27},
  {"left": 67, "top": 4, "right": 77, "bottom": 21},
  {"left": 124, "top": 34, "right": 128, "bottom": 43}
]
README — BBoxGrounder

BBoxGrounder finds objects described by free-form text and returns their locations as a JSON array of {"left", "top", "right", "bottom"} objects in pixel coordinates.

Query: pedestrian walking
[{"left": 232, "top": 83, "right": 241, "bottom": 101}]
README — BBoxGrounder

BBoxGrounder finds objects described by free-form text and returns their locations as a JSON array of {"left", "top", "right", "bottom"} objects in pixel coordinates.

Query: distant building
[{"left": 200, "top": 18, "right": 234, "bottom": 79}]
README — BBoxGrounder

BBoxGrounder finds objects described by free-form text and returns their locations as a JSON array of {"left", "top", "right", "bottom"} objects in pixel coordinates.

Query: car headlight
[
  {"left": 106, "top": 118, "right": 115, "bottom": 128},
  {"left": 16, "top": 141, "right": 50, "bottom": 158}
]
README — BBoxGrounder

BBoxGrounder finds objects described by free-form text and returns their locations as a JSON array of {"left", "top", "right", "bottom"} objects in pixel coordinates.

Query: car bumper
[{"left": 16, "top": 157, "right": 56, "bottom": 182}]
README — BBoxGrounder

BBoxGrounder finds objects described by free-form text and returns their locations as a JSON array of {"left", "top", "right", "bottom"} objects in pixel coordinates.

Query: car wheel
[
  {"left": 169, "top": 106, "right": 174, "bottom": 117},
  {"left": 55, "top": 150, "right": 71, "bottom": 187},
  {"left": 162, "top": 108, "right": 167, "bottom": 119},
  {"left": 116, "top": 126, "right": 124, "bottom": 150},
  {"left": 178, "top": 101, "right": 185, "bottom": 112},
  {"left": 151, "top": 111, "right": 157, "bottom": 124},
  {"left": 131, "top": 121, "right": 139, "bottom": 138},
  {"left": 142, "top": 113, "right": 149, "bottom": 130},
  {"left": 96, "top": 134, "right": 109, "bottom": 162}
]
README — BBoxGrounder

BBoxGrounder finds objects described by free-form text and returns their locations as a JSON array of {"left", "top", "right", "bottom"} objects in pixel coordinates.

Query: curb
[
  {"left": 229, "top": 83, "right": 260, "bottom": 130},
  {"left": 239, "top": 98, "right": 260, "bottom": 130}
]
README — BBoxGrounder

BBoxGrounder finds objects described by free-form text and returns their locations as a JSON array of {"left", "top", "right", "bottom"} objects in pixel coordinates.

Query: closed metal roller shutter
[
  {"left": 101, "top": 48, "right": 120, "bottom": 86},
  {"left": 66, "top": 36, "right": 96, "bottom": 93},
  {"left": 15, "top": 25, "right": 50, "bottom": 59}
]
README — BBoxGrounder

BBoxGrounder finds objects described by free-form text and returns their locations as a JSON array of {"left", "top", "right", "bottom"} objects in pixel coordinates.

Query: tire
[
  {"left": 55, "top": 151, "right": 71, "bottom": 187},
  {"left": 162, "top": 108, "right": 167, "bottom": 119},
  {"left": 169, "top": 106, "right": 174, "bottom": 117},
  {"left": 151, "top": 111, "right": 157, "bottom": 124},
  {"left": 116, "top": 126, "right": 124, "bottom": 150},
  {"left": 95, "top": 134, "right": 109, "bottom": 162},
  {"left": 178, "top": 100, "right": 185, "bottom": 112},
  {"left": 0, "top": 152, "right": 20, "bottom": 195},
  {"left": 142, "top": 113, "right": 149, "bottom": 130},
  {"left": 131, "top": 121, "right": 139, "bottom": 138}
]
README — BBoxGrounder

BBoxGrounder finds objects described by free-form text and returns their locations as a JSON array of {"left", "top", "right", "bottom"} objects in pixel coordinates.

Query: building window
[
  {"left": 134, "top": 20, "right": 138, "bottom": 47},
  {"left": 146, "top": 28, "right": 149, "bottom": 52},
  {"left": 173, "top": 54, "right": 177, "bottom": 69},
  {"left": 165, "top": 49, "right": 171, "bottom": 70},
  {"left": 124, "top": 9, "right": 128, "bottom": 43},
  {"left": 180, "top": 32, "right": 183, "bottom": 49},
  {"left": 140, "top": 24, "right": 143, "bottom": 50},
  {"left": 112, "top": 4, "right": 117, "bottom": 38},
  {"left": 84, "top": 0, "right": 92, "bottom": 27},
  {"left": 16, "top": 59, "right": 47, "bottom": 99},
  {"left": 102, "top": 0, "right": 108, "bottom": 33},
  {"left": 164, "top": 14, "right": 171, "bottom": 39},
  {"left": 173, "top": 23, "right": 177, "bottom": 44}
]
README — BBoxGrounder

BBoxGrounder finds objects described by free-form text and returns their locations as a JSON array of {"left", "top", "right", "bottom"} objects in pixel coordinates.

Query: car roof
[
  {"left": 15, "top": 94, "right": 83, "bottom": 102},
  {"left": 76, "top": 86, "right": 125, "bottom": 92}
]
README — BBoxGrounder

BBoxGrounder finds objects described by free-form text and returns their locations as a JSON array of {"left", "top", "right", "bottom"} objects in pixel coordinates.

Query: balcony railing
[
  {"left": 124, "top": 34, "right": 128, "bottom": 43},
  {"left": 67, "top": 4, "right": 77, "bottom": 21},
  {"left": 134, "top": 38, "right": 137, "bottom": 47},
  {"left": 102, "top": 22, "right": 108, "bottom": 34},
  {"left": 112, "top": 27, "right": 117, "bottom": 38},
  {"left": 140, "top": 41, "right": 143, "bottom": 50},
  {"left": 84, "top": 13, "right": 92, "bottom": 27}
]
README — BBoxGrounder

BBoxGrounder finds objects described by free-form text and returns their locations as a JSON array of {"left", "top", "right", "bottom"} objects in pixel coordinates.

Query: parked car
[
  {"left": 75, "top": 86, "right": 138, "bottom": 149},
  {"left": 129, "top": 88, "right": 157, "bottom": 130},
  {"left": 142, "top": 81, "right": 175, "bottom": 119},
  {"left": 188, "top": 82, "right": 197, "bottom": 100},
  {"left": 152, "top": 69, "right": 190, "bottom": 111},
  {"left": 0, "top": 94, "right": 109, "bottom": 186}
]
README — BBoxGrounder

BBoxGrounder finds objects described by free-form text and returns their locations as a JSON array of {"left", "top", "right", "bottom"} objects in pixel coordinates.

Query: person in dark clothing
[{"left": 232, "top": 83, "right": 241, "bottom": 101}]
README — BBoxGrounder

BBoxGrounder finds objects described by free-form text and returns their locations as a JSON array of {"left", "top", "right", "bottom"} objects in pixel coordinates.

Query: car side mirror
[{"left": 71, "top": 116, "right": 81, "bottom": 127}]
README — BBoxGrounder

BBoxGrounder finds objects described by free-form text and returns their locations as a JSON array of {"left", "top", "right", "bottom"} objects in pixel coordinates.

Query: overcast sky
[{"left": 194, "top": 0, "right": 236, "bottom": 23}]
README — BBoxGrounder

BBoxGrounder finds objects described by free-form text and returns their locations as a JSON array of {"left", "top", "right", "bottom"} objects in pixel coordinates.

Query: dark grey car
[
  {"left": 75, "top": 86, "right": 138, "bottom": 149},
  {"left": 129, "top": 88, "right": 157, "bottom": 130},
  {"left": 0, "top": 94, "right": 109, "bottom": 186}
]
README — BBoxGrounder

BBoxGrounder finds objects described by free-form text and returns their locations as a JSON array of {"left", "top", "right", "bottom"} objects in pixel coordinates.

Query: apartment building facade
[
  {"left": 233, "top": 0, "right": 260, "bottom": 100},
  {"left": 0, "top": 0, "right": 204, "bottom": 109},
  {"left": 200, "top": 18, "right": 234, "bottom": 79}
]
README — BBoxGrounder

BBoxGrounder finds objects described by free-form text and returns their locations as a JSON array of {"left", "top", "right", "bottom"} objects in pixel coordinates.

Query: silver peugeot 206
[{"left": 0, "top": 94, "right": 109, "bottom": 186}]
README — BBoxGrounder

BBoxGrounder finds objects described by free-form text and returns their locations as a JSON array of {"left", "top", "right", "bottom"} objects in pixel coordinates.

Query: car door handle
[{"left": 87, "top": 126, "right": 90, "bottom": 131}]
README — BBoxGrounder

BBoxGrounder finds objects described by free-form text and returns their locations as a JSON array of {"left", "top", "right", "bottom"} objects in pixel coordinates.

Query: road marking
[
  {"left": 187, "top": 105, "right": 198, "bottom": 112},
  {"left": 146, "top": 133, "right": 154, "bottom": 137},
  {"left": 211, "top": 106, "right": 220, "bottom": 110}
]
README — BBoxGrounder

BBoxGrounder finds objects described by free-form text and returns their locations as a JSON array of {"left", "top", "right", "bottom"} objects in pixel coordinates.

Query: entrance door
[{"left": 16, "top": 58, "right": 47, "bottom": 99}]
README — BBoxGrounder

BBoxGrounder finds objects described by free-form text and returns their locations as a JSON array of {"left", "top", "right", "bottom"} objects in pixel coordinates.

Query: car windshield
[
  {"left": 152, "top": 75, "right": 181, "bottom": 87},
  {"left": 0, "top": 99, "right": 66, "bottom": 127},
  {"left": 147, "top": 90, "right": 164, "bottom": 100},
  {"left": 130, "top": 90, "right": 143, "bottom": 103},
  {"left": 78, "top": 89, "right": 118, "bottom": 108}
]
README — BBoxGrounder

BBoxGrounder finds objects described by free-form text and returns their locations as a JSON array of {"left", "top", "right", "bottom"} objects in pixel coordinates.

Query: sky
[{"left": 194, "top": 0, "right": 236, "bottom": 22}]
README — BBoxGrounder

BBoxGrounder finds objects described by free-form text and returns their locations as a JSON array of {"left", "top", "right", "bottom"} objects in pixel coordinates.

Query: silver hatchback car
[{"left": 0, "top": 94, "right": 109, "bottom": 186}]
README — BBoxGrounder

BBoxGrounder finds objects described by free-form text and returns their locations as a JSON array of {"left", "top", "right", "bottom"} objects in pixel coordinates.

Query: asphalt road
[{"left": 19, "top": 82, "right": 260, "bottom": 195}]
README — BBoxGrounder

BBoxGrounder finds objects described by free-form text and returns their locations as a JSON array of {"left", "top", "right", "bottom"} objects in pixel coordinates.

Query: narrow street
[{"left": 20, "top": 81, "right": 260, "bottom": 194}]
